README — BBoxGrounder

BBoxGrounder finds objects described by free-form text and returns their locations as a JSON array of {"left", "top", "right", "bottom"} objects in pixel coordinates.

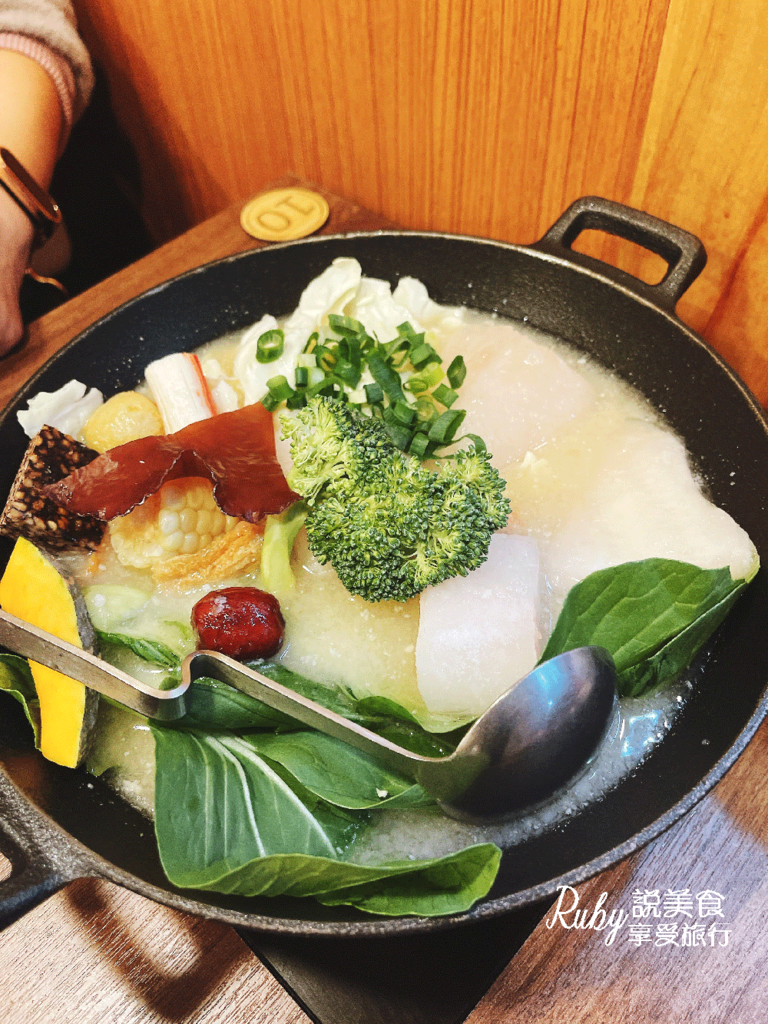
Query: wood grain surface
[
  {"left": 467, "top": 717, "right": 768, "bottom": 1024},
  {"left": 0, "top": 865, "right": 310, "bottom": 1024},
  {"left": 69, "top": 0, "right": 768, "bottom": 406}
]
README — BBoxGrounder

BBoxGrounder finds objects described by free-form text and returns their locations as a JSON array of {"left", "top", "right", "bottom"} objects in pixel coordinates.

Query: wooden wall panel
[
  {"left": 71, "top": 0, "right": 768, "bottom": 403},
  {"left": 70, "top": 0, "right": 668, "bottom": 241},
  {"left": 627, "top": 0, "right": 768, "bottom": 400}
]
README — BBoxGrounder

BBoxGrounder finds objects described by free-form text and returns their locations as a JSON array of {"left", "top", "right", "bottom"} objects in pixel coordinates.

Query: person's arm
[{"left": 0, "top": 47, "right": 64, "bottom": 355}]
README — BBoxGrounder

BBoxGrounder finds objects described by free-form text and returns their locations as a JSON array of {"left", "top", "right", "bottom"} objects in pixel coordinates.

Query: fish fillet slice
[
  {"left": 544, "top": 419, "right": 758, "bottom": 612},
  {"left": 416, "top": 533, "right": 543, "bottom": 717}
]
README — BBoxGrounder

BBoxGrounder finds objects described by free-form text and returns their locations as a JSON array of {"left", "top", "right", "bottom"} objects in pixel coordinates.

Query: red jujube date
[{"left": 192, "top": 586, "right": 285, "bottom": 660}]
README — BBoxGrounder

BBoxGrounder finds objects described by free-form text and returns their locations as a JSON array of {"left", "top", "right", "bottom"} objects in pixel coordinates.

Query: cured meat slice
[{"left": 45, "top": 403, "right": 299, "bottom": 523}]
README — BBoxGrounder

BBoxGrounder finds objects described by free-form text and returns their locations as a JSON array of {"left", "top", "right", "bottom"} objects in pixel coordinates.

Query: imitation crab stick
[{"left": 145, "top": 352, "right": 218, "bottom": 433}]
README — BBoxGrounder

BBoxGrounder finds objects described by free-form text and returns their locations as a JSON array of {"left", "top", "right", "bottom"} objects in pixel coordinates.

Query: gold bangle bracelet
[{"left": 0, "top": 147, "right": 62, "bottom": 248}]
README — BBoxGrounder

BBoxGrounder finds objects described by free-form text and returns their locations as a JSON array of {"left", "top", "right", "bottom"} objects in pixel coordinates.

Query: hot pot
[{"left": 1, "top": 196, "right": 767, "bottom": 937}]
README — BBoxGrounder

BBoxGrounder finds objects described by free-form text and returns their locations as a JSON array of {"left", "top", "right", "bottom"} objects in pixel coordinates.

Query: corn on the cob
[
  {"left": 109, "top": 477, "right": 238, "bottom": 569},
  {"left": 152, "top": 520, "right": 264, "bottom": 585}
]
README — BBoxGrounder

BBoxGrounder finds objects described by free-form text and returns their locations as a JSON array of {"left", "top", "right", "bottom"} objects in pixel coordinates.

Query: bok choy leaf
[
  {"left": 151, "top": 724, "right": 500, "bottom": 915},
  {"left": 540, "top": 558, "right": 754, "bottom": 697}
]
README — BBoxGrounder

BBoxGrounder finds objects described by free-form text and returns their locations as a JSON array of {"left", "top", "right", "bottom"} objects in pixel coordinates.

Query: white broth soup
[
  {"left": 84, "top": 299, "right": 753, "bottom": 845},
  {"left": 6, "top": 258, "right": 757, "bottom": 900}
]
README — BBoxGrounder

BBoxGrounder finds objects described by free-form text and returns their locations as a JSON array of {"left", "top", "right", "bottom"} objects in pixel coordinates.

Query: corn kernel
[
  {"left": 158, "top": 510, "right": 179, "bottom": 535},
  {"left": 164, "top": 530, "right": 185, "bottom": 552},
  {"left": 179, "top": 508, "right": 196, "bottom": 533},
  {"left": 162, "top": 484, "right": 186, "bottom": 512},
  {"left": 110, "top": 476, "right": 239, "bottom": 569}
]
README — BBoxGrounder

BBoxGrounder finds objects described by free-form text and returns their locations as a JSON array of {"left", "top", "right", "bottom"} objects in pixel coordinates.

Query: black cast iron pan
[{"left": 2, "top": 196, "right": 768, "bottom": 936}]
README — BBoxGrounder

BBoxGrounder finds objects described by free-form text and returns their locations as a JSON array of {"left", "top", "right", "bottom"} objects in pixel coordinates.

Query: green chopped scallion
[
  {"left": 314, "top": 345, "right": 337, "bottom": 372},
  {"left": 403, "top": 377, "right": 429, "bottom": 395},
  {"left": 266, "top": 375, "right": 295, "bottom": 403},
  {"left": 414, "top": 397, "right": 437, "bottom": 423},
  {"left": 368, "top": 353, "right": 405, "bottom": 404},
  {"left": 302, "top": 331, "right": 319, "bottom": 354},
  {"left": 408, "top": 361, "right": 444, "bottom": 391},
  {"left": 447, "top": 355, "right": 467, "bottom": 389},
  {"left": 286, "top": 391, "right": 307, "bottom": 410},
  {"left": 334, "top": 360, "right": 362, "bottom": 388},
  {"left": 409, "top": 341, "right": 440, "bottom": 369},
  {"left": 432, "top": 383, "right": 458, "bottom": 408},
  {"left": 385, "top": 422, "right": 414, "bottom": 451},
  {"left": 256, "top": 328, "right": 285, "bottom": 363},
  {"left": 428, "top": 408, "right": 466, "bottom": 444},
  {"left": 328, "top": 313, "right": 368, "bottom": 337},
  {"left": 408, "top": 432, "right": 431, "bottom": 458},
  {"left": 260, "top": 392, "right": 280, "bottom": 412},
  {"left": 364, "top": 381, "right": 384, "bottom": 405},
  {"left": 393, "top": 400, "right": 416, "bottom": 425}
]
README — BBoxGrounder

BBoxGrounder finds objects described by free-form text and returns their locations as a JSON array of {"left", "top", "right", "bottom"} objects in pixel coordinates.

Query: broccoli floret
[{"left": 280, "top": 397, "right": 510, "bottom": 603}]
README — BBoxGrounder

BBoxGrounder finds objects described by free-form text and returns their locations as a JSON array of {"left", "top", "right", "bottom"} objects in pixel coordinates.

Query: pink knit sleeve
[{"left": 0, "top": 31, "right": 77, "bottom": 149}]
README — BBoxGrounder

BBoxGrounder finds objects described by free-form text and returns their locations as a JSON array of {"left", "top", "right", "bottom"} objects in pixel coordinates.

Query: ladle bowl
[{"left": 185, "top": 646, "right": 618, "bottom": 821}]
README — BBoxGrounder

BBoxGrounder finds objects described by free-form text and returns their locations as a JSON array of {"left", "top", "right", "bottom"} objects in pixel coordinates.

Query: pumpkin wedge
[{"left": 0, "top": 536, "right": 99, "bottom": 766}]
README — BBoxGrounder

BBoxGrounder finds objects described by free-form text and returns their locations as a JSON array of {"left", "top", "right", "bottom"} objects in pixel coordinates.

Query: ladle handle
[
  {"left": 0, "top": 610, "right": 188, "bottom": 721},
  {"left": 533, "top": 195, "right": 707, "bottom": 313},
  {"left": 184, "top": 651, "right": 430, "bottom": 777}
]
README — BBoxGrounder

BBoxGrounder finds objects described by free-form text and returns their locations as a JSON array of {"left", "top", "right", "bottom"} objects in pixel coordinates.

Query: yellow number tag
[{"left": 240, "top": 188, "right": 330, "bottom": 242}]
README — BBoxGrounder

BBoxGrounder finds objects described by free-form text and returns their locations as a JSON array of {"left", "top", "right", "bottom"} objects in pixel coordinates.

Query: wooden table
[{"left": 2, "top": 180, "right": 768, "bottom": 1024}]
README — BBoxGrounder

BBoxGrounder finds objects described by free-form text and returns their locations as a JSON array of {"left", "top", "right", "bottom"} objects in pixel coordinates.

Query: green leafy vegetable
[
  {"left": 83, "top": 584, "right": 150, "bottom": 629},
  {"left": 260, "top": 500, "right": 308, "bottom": 595},
  {"left": 153, "top": 727, "right": 363, "bottom": 875},
  {"left": 151, "top": 724, "right": 500, "bottom": 915},
  {"left": 243, "top": 731, "right": 434, "bottom": 809},
  {"left": 253, "top": 661, "right": 374, "bottom": 723},
  {"left": 540, "top": 558, "right": 753, "bottom": 697},
  {"left": 179, "top": 677, "right": 297, "bottom": 730},
  {"left": 96, "top": 631, "right": 181, "bottom": 670},
  {"left": 179, "top": 661, "right": 462, "bottom": 749},
  {"left": 0, "top": 653, "right": 40, "bottom": 745},
  {"left": 314, "top": 843, "right": 501, "bottom": 917},
  {"left": 84, "top": 584, "right": 192, "bottom": 669}
]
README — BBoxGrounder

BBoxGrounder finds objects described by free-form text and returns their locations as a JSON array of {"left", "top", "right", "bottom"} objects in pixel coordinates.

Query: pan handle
[
  {"left": 532, "top": 196, "right": 707, "bottom": 313},
  {"left": 0, "top": 772, "right": 88, "bottom": 930}
]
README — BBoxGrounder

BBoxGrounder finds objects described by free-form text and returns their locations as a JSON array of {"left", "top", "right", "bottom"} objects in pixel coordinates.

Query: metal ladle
[{"left": 0, "top": 609, "right": 617, "bottom": 821}]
